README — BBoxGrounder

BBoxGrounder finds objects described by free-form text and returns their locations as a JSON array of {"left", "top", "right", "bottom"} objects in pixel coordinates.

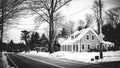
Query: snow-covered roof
[
  {"left": 103, "top": 41, "right": 114, "bottom": 45},
  {"left": 57, "top": 38, "right": 67, "bottom": 45},
  {"left": 76, "top": 28, "right": 100, "bottom": 41},
  {"left": 61, "top": 28, "right": 100, "bottom": 45}
]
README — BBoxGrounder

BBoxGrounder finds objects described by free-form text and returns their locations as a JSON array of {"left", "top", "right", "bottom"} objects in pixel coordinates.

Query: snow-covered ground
[
  {"left": 20, "top": 50, "right": 120, "bottom": 64},
  {"left": 1, "top": 52, "right": 13, "bottom": 68}
]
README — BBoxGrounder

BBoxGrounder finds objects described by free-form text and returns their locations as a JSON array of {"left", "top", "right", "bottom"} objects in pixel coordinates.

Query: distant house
[{"left": 60, "top": 28, "right": 114, "bottom": 52}]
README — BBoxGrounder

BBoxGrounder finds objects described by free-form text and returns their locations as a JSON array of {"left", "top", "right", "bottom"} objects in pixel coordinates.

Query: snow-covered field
[{"left": 20, "top": 51, "right": 120, "bottom": 64}]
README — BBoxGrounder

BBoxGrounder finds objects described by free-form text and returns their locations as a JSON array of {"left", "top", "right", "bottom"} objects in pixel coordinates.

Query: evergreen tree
[
  {"left": 60, "top": 27, "right": 68, "bottom": 38},
  {"left": 102, "top": 24, "right": 115, "bottom": 41},
  {"left": 102, "top": 23, "right": 120, "bottom": 47},
  {"left": 8, "top": 40, "right": 14, "bottom": 51},
  {"left": 21, "top": 30, "right": 30, "bottom": 51},
  {"left": 30, "top": 32, "right": 40, "bottom": 50},
  {"left": 77, "top": 26, "right": 83, "bottom": 31},
  {"left": 40, "top": 33, "right": 48, "bottom": 47}
]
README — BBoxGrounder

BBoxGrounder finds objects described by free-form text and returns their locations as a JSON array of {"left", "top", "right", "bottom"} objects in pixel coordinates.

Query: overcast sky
[{"left": 4, "top": 0, "right": 120, "bottom": 43}]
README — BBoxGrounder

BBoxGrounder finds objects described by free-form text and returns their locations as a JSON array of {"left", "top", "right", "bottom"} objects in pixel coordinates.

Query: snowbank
[
  {"left": 20, "top": 51, "right": 120, "bottom": 64},
  {"left": 51, "top": 51, "right": 120, "bottom": 63},
  {"left": 1, "top": 52, "right": 12, "bottom": 68},
  {"left": 20, "top": 51, "right": 50, "bottom": 57},
  {"left": 98, "top": 51, "right": 120, "bottom": 62},
  {"left": 51, "top": 51, "right": 100, "bottom": 63}
]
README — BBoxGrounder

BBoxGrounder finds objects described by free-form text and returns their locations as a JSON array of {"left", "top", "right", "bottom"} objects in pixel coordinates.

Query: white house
[{"left": 60, "top": 28, "right": 114, "bottom": 52}]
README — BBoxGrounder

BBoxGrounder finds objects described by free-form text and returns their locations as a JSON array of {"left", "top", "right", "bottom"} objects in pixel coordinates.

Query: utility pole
[{"left": 99, "top": 0, "right": 103, "bottom": 59}]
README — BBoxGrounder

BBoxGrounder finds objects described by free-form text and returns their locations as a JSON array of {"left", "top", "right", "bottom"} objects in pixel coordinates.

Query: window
[
  {"left": 64, "top": 45, "right": 66, "bottom": 51},
  {"left": 66, "top": 45, "right": 67, "bottom": 51},
  {"left": 75, "top": 35, "right": 77, "bottom": 38},
  {"left": 71, "top": 36, "right": 74, "bottom": 39},
  {"left": 97, "top": 45, "right": 100, "bottom": 49},
  {"left": 70, "top": 45, "right": 72, "bottom": 51},
  {"left": 76, "top": 45, "right": 78, "bottom": 51},
  {"left": 87, "top": 35, "right": 89, "bottom": 40},
  {"left": 88, "top": 45, "right": 90, "bottom": 49},
  {"left": 63, "top": 45, "right": 64, "bottom": 51},
  {"left": 68, "top": 45, "right": 70, "bottom": 51},
  {"left": 66, "top": 45, "right": 68, "bottom": 51},
  {"left": 92, "top": 36, "right": 94, "bottom": 40},
  {"left": 63, "top": 46, "right": 64, "bottom": 51},
  {"left": 68, "top": 45, "right": 69, "bottom": 51},
  {"left": 61, "top": 46, "right": 63, "bottom": 51},
  {"left": 82, "top": 44, "right": 84, "bottom": 49},
  {"left": 73, "top": 45, "right": 75, "bottom": 51}
]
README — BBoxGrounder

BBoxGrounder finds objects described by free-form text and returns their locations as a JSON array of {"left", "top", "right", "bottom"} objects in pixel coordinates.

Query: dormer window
[
  {"left": 87, "top": 35, "right": 89, "bottom": 40},
  {"left": 75, "top": 35, "right": 77, "bottom": 38},
  {"left": 71, "top": 36, "right": 74, "bottom": 39}
]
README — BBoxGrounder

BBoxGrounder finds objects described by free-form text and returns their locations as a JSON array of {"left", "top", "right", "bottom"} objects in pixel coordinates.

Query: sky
[{"left": 3, "top": 0, "right": 120, "bottom": 43}]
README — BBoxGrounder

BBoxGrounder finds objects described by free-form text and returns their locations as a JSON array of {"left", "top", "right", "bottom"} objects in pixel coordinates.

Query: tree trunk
[
  {"left": 0, "top": 0, "right": 5, "bottom": 58},
  {"left": 48, "top": 0, "right": 55, "bottom": 53},
  {"left": 49, "top": 13, "right": 54, "bottom": 53}
]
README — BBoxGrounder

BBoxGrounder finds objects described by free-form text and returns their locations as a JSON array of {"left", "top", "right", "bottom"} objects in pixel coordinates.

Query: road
[{"left": 5, "top": 53, "right": 117, "bottom": 68}]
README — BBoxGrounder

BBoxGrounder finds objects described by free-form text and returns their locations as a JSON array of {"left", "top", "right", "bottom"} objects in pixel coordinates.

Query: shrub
[{"left": 88, "top": 48, "right": 99, "bottom": 52}]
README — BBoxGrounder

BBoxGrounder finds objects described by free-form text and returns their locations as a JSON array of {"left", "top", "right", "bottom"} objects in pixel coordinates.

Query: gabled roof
[
  {"left": 75, "top": 28, "right": 100, "bottom": 41},
  {"left": 61, "top": 28, "right": 100, "bottom": 45}
]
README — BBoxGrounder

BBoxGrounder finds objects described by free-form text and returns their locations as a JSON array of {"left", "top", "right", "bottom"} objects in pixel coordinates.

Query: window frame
[
  {"left": 76, "top": 45, "right": 78, "bottom": 52},
  {"left": 92, "top": 35, "right": 94, "bottom": 40},
  {"left": 73, "top": 45, "right": 75, "bottom": 51},
  {"left": 86, "top": 35, "right": 89, "bottom": 40},
  {"left": 71, "top": 36, "right": 74, "bottom": 39},
  {"left": 82, "top": 44, "right": 84, "bottom": 49},
  {"left": 88, "top": 45, "right": 90, "bottom": 49}
]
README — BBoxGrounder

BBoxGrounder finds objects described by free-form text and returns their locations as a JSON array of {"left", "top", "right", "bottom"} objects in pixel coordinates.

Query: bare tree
[
  {"left": 74, "top": 20, "right": 85, "bottom": 31},
  {"left": 29, "top": 0, "right": 72, "bottom": 53},
  {"left": 0, "top": 0, "right": 27, "bottom": 43},
  {"left": 92, "top": 0, "right": 103, "bottom": 33},
  {"left": 105, "top": 7, "right": 120, "bottom": 28},
  {"left": 0, "top": 0, "right": 27, "bottom": 21},
  {"left": 62, "top": 20, "right": 74, "bottom": 36},
  {"left": 0, "top": 0, "right": 27, "bottom": 58},
  {"left": 85, "top": 14, "right": 93, "bottom": 28}
]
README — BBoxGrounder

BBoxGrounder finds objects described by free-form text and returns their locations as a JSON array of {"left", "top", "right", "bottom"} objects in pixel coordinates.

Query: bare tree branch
[
  {"left": 29, "top": 2, "right": 49, "bottom": 23},
  {"left": 54, "top": 0, "right": 72, "bottom": 12}
]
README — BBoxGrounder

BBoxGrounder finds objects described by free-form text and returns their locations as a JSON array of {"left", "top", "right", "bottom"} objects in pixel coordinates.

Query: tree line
[{"left": 0, "top": 30, "right": 50, "bottom": 52}]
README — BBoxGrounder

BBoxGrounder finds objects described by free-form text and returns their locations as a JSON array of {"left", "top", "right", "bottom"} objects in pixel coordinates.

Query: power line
[
  {"left": 66, "top": 4, "right": 92, "bottom": 17},
  {"left": 16, "top": 24, "right": 36, "bottom": 25},
  {"left": 104, "top": 1, "right": 117, "bottom": 5},
  {"left": 15, "top": 27, "right": 47, "bottom": 30},
  {"left": 4, "top": 4, "right": 94, "bottom": 31}
]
